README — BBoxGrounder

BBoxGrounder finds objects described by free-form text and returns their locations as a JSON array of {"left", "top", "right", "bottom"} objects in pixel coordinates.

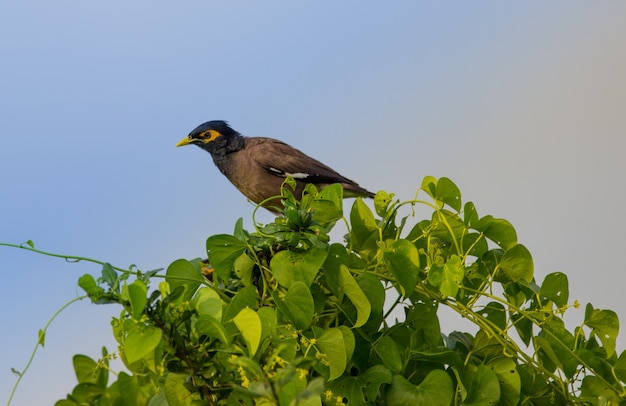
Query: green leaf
[
  {"left": 406, "top": 302, "right": 443, "bottom": 348},
  {"left": 535, "top": 335, "right": 559, "bottom": 373},
  {"left": 267, "top": 367, "right": 301, "bottom": 405},
  {"left": 164, "top": 373, "right": 202, "bottom": 405},
  {"left": 421, "top": 176, "right": 438, "bottom": 200},
  {"left": 328, "top": 365, "right": 392, "bottom": 405},
  {"left": 584, "top": 304, "right": 619, "bottom": 358},
  {"left": 435, "top": 177, "right": 462, "bottom": 211},
  {"left": 310, "top": 199, "right": 342, "bottom": 225},
  {"left": 511, "top": 312, "right": 533, "bottom": 346},
  {"left": 479, "top": 302, "right": 507, "bottom": 331},
  {"left": 191, "top": 287, "right": 222, "bottom": 320},
  {"left": 165, "top": 259, "right": 203, "bottom": 301},
  {"left": 147, "top": 392, "right": 168, "bottom": 406},
  {"left": 430, "top": 209, "right": 466, "bottom": 243},
  {"left": 539, "top": 272, "right": 569, "bottom": 308},
  {"left": 481, "top": 217, "right": 517, "bottom": 250},
  {"left": 462, "top": 232, "right": 489, "bottom": 258},
  {"left": 316, "top": 328, "right": 347, "bottom": 380},
  {"left": 311, "top": 284, "right": 327, "bottom": 314},
  {"left": 473, "top": 330, "right": 505, "bottom": 359},
  {"left": 463, "top": 364, "right": 501, "bottom": 406},
  {"left": 613, "top": 350, "right": 626, "bottom": 383},
  {"left": 233, "top": 252, "right": 255, "bottom": 286},
  {"left": 470, "top": 214, "right": 492, "bottom": 231},
  {"left": 68, "top": 383, "right": 104, "bottom": 402},
  {"left": 428, "top": 254, "right": 464, "bottom": 298},
  {"left": 501, "top": 278, "right": 535, "bottom": 308},
  {"left": 349, "top": 198, "right": 379, "bottom": 259},
  {"left": 320, "top": 183, "right": 343, "bottom": 205},
  {"left": 463, "top": 202, "right": 479, "bottom": 227},
  {"left": 374, "top": 336, "right": 402, "bottom": 374},
  {"left": 411, "top": 349, "right": 463, "bottom": 369},
  {"left": 275, "top": 281, "right": 314, "bottom": 330},
  {"left": 357, "top": 272, "right": 386, "bottom": 332},
  {"left": 296, "top": 377, "right": 325, "bottom": 405},
  {"left": 311, "top": 184, "right": 343, "bottom": 223},
  {"left": 206, "top": 234, "right": 248, "bottom": 282},
  {"left": 101, "top": 263, "right": 118, "bottom": 288},
  {"left": 383, "top": 239, "right": 419, "bottom": 298},
  {"left": 38, "top": 329, "right": 45, "bottom": 347},
  {"left": 72, "top": 355, "right": 99, "bottom": 385},
  {"left": 374, "top": 190, "right": 394, "bottom": 217},
  {"left": 233, "top": 216, "right": 245, "bottom": 240},
  {"left": 322, "top": 243, "right": 349, "bottom": 295},
  {"left": 488, "top": 357, "right": 521, "bottom": 406},
  {"left": 195, "top": 315, "right": 230, "bottom": 344},
  {"left": 126, "top": 279, "right": 147, "bottom": 320},
  {"left": 538, "top": 318, "right": 577, "bottom": 377},
  {"left": 337, "top": 326, "right": 355, "bottom": 363},
  {"left": 233, "top": 308, "right": 262, "bottom": 356},
  {"left": 78, "top": 274, "right": 101, "bottom": 300},
  {"left": 579, "top": 375, "right": 620, "bottom": 405},
  {"left": 362, "top": 366, "right": 393, "bottom": 402},
  {"left": 339, "top": 265, "right": 371, "bottom": 328},
  {"left": 223, "top": 285, "right": 259, "bottom": 323},
  {"left": 498, "top": 244, "right": 533, "bottom": 282},
  {"left": 326, "top": 375, "right": 366, "bottom": 405},
  {"left": 270, "top": 247, "right": 328, "bottom": 288},
  {"left": 386, "top": 371, "right": 453, "bottom": 406},
  {"left": 115, "top": 371, "right": 152, "bottom": 405},
  {"left": 124, "top": 324, "right": 161, "bottom": 365},
  {"left": 257, "top": 306, "right": 277, "bottom": 340}
]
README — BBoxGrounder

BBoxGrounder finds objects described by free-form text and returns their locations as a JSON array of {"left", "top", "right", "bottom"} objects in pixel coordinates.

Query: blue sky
[{"left": 1, "top": 2, "right": 625, "bottom": 403}]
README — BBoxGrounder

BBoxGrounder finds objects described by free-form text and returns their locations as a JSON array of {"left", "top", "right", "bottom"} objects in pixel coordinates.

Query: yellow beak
[{"left": 176, "top": 137, "right": 194, "bottom": 147}]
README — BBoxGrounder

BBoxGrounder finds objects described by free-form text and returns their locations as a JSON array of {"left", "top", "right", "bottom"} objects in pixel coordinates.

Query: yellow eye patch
[
  {"left": 200, "top": 129, "right": 222, "bottom": 143},
  {"left": 176, "top": 128, "right": 223, "bottom": 147}
]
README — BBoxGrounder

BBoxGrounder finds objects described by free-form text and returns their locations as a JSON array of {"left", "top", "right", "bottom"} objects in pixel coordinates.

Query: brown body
[{"left": 218, "top": 137, "right": 372, "bottom": 204}]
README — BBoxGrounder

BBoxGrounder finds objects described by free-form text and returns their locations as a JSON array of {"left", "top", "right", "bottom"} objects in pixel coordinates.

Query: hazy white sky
[{"left": 1, "top": 2, "right": 625, "bottom": 403}]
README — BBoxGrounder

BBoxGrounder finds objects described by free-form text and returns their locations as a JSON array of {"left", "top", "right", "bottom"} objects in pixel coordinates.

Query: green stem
[
  {"left": 383, "top": 293, "right": 403, "bottom": 321},
  {"left": 0, "top": 242, "right": 135, "bottom": 275},
  {"left": 6, "top": 295, "right": 87, "bottom": 406}
]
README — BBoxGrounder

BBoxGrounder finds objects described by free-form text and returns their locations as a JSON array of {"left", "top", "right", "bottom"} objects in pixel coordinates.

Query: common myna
[{"left": 176, "top": 120, "right": 374, "bottom": 211}]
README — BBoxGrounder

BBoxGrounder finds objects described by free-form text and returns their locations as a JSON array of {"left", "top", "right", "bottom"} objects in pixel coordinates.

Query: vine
[{"left": 3, "top": 176, "right": 624, "bottom": 405}]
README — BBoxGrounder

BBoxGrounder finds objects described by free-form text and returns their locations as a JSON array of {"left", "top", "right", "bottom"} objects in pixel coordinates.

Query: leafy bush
[{"left": 8, "top": 176, "right": 625, "bottom": 405}]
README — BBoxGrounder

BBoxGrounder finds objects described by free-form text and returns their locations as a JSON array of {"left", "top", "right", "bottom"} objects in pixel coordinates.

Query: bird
[{"left": 176, "top": 120, "right": 374, "bottom": 212}]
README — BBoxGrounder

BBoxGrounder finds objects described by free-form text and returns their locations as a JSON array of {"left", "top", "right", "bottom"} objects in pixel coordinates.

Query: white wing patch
[{"left": 268, "top": 167, "right": 310, "bottom": 179}]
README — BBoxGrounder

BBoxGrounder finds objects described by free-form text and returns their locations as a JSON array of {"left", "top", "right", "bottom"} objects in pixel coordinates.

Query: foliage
[{"left": 6, "top": 176, "right": 626, "bottom": 405}]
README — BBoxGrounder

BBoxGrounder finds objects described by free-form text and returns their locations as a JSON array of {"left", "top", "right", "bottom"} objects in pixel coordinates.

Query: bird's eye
[{"left": 205, "top": 129, "right": 221, "bottom": 141}]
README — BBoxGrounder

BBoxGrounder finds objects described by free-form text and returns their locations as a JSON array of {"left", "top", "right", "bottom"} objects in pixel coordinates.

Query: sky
[{"left": 1, "top": 2, "right": 625, "bottom": 404}]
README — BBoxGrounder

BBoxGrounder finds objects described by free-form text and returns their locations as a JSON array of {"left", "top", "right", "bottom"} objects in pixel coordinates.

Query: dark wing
[{"left": 246, "top": 137, "right": 374, "bottom": 197}]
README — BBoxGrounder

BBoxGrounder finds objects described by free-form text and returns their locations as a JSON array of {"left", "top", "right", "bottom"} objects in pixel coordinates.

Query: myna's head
[{"left": 176, "top": 120, "right": 241, "bottom": 152}]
